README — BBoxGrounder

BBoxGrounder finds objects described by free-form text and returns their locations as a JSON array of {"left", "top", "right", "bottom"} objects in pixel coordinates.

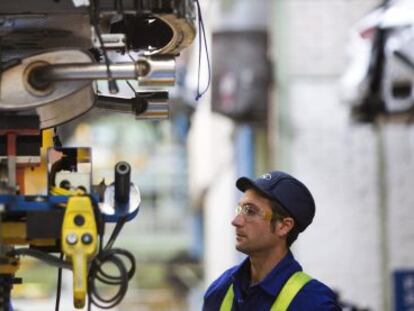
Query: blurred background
[{"left": 11, "top": 0, "right": 414, "bottom": 310}]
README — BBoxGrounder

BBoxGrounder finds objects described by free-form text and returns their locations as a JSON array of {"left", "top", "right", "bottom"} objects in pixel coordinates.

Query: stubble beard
[{"left": 235, "top": 241, "right": 254, "bottom": 256}]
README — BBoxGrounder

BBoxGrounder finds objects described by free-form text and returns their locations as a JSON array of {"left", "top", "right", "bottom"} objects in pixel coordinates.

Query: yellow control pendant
[{"left": 61, "top": 196, "right": 98, "bottom": 308}]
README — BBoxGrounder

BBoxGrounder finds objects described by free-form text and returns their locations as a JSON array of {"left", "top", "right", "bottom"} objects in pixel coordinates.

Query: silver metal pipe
[
  {"left": 138, "top": 57, "right": 176, "bottom": 87},
  {"left": 135, "top": 92, "right": 169, "bottom": 120},
  {"left": 30, "top": 57, "right": 176, "bottom": 87},
  {"left": 33, "top": 60, "right": 150, "bottom": 81},
  {"left": 135, "top": 102, "right": 169, "bottom": 120},
  {"left": 95, "top": 96, "right": 133, "bottom": 113},
  {"left": 96, "top": 91, "right": 169, "bottom": 120}
]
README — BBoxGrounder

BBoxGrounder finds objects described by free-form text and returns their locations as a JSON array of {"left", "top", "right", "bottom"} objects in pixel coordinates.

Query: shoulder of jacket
[
  {"left": 290, "top": 278, "right": 340, "bottom": 310},
  {"left": 204, "top": 266, "right": 238, "bottom": 298},
  {"left": 300, "top": 278, "right": 336, "bottom": 295},
  {"left": 292, "top": 279, "right": 341, "bottom": 311}
]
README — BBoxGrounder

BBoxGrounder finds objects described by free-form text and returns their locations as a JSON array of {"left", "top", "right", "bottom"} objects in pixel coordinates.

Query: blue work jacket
[{"left": 203, "top": 251, "right": 341, "bottom": 311}]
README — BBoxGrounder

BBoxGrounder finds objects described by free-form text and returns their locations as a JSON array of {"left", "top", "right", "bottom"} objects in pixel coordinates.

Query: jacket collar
[{"left": 231, "top": 251, "right": 302, "bottom": 298}]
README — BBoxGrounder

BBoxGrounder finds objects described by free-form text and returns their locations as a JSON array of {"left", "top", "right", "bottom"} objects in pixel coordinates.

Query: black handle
[{"left": 114, "top": 161, "right": 131, "bottom": 204}]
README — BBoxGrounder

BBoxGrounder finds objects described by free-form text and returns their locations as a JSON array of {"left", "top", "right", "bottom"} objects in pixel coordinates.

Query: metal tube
[
  {"left": 138, "top": 57, "right": 176, "bottom": 87},
  {"left": 135, "top": 92, "right": 169, "bottom": 120},
  {"left": 96, "top": 92, "right": 170, "bottom": 120},
  {"left": 32, "top": 60, "right": 150, "bottom": 81},
  {"left": 29, "top": 57, "right": 176, "bottom": 88},
  {"left": 95, "top": 96, "right": 134, "bottom": 113}
]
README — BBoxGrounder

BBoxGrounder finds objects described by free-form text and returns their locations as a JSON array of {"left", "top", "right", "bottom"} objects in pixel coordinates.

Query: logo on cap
[{"left": 261, "top": 173, "right": 272, "bottom": 180}]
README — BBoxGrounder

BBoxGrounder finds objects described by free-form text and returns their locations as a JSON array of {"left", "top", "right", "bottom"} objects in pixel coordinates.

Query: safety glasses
[{"left": 235, "top": 203, "right": 280, "bottom": 222}]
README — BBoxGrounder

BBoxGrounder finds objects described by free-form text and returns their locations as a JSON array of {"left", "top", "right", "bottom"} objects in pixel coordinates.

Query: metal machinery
[
  {"left": 341, "top": 0, "right": 414, "bottom": 122},
  {"left": 0, "top": 0, "right": 196, "bottom": 309}
]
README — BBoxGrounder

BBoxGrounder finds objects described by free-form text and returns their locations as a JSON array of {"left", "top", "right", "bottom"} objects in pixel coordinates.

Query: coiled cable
[{"left": 87, "top": 216, "right": 136, "bottom": 310}]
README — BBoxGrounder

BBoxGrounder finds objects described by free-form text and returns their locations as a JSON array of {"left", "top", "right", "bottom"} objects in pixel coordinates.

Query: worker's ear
[{"left": 277, "top": 217, "right": 295, "bottom": 237}]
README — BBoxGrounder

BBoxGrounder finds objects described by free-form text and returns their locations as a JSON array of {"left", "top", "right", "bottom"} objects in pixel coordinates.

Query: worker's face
[{"left": 232, "top": 189, "right": 280, "bottom": 255}]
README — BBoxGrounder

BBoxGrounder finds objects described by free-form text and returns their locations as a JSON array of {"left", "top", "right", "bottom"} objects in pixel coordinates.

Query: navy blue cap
[{"left": 236, "top": 171, "right": 315, "bottom": 232}]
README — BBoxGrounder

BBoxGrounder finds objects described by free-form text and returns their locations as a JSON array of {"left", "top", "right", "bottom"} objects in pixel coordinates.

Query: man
[{"left": 203, "top": 171, "right": 340, "bottom": 310}]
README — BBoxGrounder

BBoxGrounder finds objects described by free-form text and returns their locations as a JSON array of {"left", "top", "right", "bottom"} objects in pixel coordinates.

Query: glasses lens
[
  {"left": 235, "top": 204, "right": 275, "bottom": 222},
  {"left": 235, "top": 204, "right": 258, "bottom": 221},
  {"left": 235, "top": 205, "right": 242, "bottom": 215}
]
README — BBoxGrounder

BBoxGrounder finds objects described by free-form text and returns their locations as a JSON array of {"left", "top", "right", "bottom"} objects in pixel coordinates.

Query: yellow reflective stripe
[
  {"left": 219, "top": 284, "right": 234, "bottom": 311},
  {"left": 271, "top": 272, "right": 312, "bottom": 311},
  {"left": 219, "top": 272, "right": 312, "bottom": 311}
]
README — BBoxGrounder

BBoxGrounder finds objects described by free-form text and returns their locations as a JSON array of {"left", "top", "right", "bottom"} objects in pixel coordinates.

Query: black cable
[
  {"left": 87, "top": 215, "right": 135, "bottom": 309},
  {"left": 394, "top": 50, "right": 414, "bottom": 71},
  {"left": 195, "top": 0, "right": 211, "bottom": 101},
  {"left": 89, "top": 0, "right": 119, "bottom": 94},
  {"left": 88, "top": 249, "right": 133, "bottom": 309},
  {"left": 104, "top": 216, "right": 127, "bottom": 250},
  {"left": 88, "top": 206, "right": 106, "bottom": 311},
  {"left": 125, "top": 52, "right": 137, "bottom": 93},
  {"left": 126, "top": 80, "right": 135, "bottom": 93},
  {"left": 11, "top": 248, "right": 71, "bottom": 270},
  {"left": 53, "top": 127, "right": 62, "bottom": 148},
  {"left": 127, "top": 51, "right": 136, "bottom": 63},
  {"left": 55, "top": 252, "right": 64, "bottom": 311}
]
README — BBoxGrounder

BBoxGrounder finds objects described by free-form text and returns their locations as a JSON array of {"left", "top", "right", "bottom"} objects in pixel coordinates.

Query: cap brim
[
  {"left": 236, "top": 177, "right": 272, "bottom": 200},
  {"left": 236, "top": 177, "right": 253, "bottom": 192}
]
